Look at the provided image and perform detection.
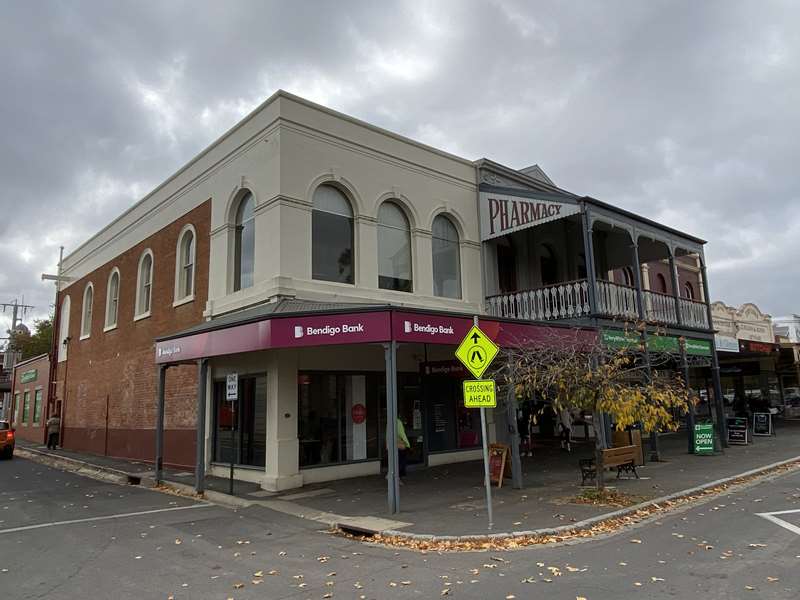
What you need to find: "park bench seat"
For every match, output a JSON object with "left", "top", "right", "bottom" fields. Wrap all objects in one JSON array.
[{"left": 579, "top": 444, "right": 640, "bottom": 485}]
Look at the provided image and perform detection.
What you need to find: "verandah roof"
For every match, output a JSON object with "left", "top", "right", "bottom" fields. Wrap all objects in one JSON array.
[{"left": 154, "top": 298, "right": 597, "bottom": 365}]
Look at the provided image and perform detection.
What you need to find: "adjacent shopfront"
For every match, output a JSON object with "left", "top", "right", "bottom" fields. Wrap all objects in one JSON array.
[{"left": 154, "top": 302, "right": 595, "bottom": 491}]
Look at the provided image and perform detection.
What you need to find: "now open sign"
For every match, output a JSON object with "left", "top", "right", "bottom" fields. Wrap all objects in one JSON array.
[{"left": 694, "top": 423, "right": 714, "bottom": 455}]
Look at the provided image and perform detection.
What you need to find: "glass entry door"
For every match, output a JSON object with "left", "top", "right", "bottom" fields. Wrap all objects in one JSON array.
[{"left": 213, "top": 374, "right": 267, "bottom": 468}]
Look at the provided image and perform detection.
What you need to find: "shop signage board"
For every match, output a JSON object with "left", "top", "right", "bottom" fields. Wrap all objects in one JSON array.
[
  {"left": 601, "top": 329, "right": 642, "bottom": 350},
  {"left": 726, "top": 416, "right": 749, "bottom": 445},
  {"left": 685, "top": 338, "right": 713, "bottom": 356},
  {"left": 693, "top": 423, "right": 715, "bottom": 455},
  {"left": 226, "top": 373, "right": 238, "bottom": 401},
  {"left": 478, "top": 191, "right": 580, "bottom": 241},
  {"left": 715, "top": 335, "right": 739, "bottom": 353},
  {"left": 647, "top": 335, "right": 680, "bottom": 354},
  {"left": 463, "top": 379, "right": 497, "bottom": 408},
  {"left": 753, "top": 412, "right": 773, "bottom": 436},
  {"left": 455, "top": 325, "right": 499, "bottom": 379},
  {"left": 20, "top": 369, "right": 37, "bottom": 384}
]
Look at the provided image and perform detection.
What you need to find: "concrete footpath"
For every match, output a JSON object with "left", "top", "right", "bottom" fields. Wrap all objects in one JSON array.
[{"left": 15, "top": 420, "right": 800, "bottom": 538}]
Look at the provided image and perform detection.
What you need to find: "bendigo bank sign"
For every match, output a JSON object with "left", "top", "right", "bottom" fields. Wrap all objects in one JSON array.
[{"left": 479, "top": 192, "right": 580, "bottom": 241}]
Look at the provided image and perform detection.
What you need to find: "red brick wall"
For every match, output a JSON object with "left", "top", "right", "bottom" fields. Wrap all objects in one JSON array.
[
  {"left": 55, "top": 200, "right": 211, "bottom": 468},
  {"left": 11, "top": 354, "right": 50, "bottom": 445}
]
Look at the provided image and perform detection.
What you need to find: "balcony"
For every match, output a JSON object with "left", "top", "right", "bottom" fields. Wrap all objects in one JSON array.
[{"left": 486, "top": 279, "right": 710, "bottom": 329}]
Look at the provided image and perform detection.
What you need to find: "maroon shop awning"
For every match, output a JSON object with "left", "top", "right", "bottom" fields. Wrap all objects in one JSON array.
[{"left": 154, "top": 303, "right": 596, "bottom": 364}]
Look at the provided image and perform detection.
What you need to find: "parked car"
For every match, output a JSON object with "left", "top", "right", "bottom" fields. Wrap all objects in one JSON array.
[{"left": 0, "top": 420, "right": 14, "bottom": 459}]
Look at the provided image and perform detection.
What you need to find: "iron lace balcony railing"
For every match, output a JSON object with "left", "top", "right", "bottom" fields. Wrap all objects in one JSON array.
[{"left": 486, "top": 279, "right": 710, "bottom": 330}]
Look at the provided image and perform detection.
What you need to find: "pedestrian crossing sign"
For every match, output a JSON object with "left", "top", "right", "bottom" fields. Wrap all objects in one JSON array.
[{"left": 455, "top": 325, "right": 499, "bottom": 379}]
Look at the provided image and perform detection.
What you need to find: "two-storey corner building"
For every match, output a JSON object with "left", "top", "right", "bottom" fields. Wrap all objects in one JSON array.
[
  {"left": 10, "top": 354, "right": 51, "bottom": 444},
  {"left": 53, "top": 90, "right": 724, "bottom": 493}
]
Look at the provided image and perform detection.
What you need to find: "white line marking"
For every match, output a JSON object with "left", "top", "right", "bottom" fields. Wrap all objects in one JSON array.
[
  {"left": 756, "top": 509, "right": 800, "bottom": 536},
  {"left": 0, "top": 503, "right": 212, "bottom": 535}
]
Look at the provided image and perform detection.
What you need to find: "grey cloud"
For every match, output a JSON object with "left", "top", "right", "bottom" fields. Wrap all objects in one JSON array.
[{"left": 0, "top": 0, "right": 797, "bottom": 337}]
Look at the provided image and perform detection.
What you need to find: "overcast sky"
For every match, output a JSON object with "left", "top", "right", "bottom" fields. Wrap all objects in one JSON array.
[{"left": 1, "top": 0, "right": 797, "bottom": 339}]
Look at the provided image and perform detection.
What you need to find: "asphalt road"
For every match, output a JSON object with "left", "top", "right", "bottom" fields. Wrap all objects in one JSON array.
[{"left": 1, "top": 455, "right": 799, "bottom": 599}]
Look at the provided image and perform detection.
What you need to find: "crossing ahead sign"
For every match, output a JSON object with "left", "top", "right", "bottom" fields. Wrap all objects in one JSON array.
[
  {"left": 455, "top": 325, "right": 499, "bottom": 379},
  {"left": 463, "top": 379, "right": 497, "bottom": 408}
]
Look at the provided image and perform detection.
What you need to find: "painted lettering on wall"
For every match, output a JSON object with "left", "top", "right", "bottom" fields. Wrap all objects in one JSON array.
[{"left": 478, "top": 192, "right": 580, "bottom": 241}]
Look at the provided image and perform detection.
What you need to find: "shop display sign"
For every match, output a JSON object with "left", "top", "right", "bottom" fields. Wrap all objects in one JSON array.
[
  {"left": 479, "top": 192, "right": 580, "bottom": 241},
  {"left": 351, "top": 403, "right": 366, "bottom": 425},
  {"left": 488, "top": 443, "right": 512, "bottom": 487},
  {"left": 693, "top": 423, "right": 715, "bottom": 455},
  {"left": 226, "top": 373, "right": 238, "bottom": 401},
  {"left": 463, "top": 379, "right": 497, "bottom": 408},
  {"left": 726, "top": 416, "right": 748, "bottom": 445},
  {"left": 455, "top": 325, "right": 499, "bottom": 379},
  {"left": 752, "top": 412, "right": 773, "bottom": 436}
]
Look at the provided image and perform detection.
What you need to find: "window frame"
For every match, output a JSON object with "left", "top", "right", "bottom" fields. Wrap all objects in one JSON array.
[
  {"left": 57, "top": 295, "right": 70, "bottom": 362},
  {"left": 104, "top": 267, "right": 120, "bottom": 332},
  {"left": 173, "top": 224, "right": 197, "bottom": 306},
  {"left": 377, "top": 200, "right": 414, "bottom": 293},
  {"left": 21, "top": 390, "right": 30, "bottom": 425},
  {"left": 684, "top": 281, "right": 695, "bottom": 300},
  {"left": 431, "top": 214, "right": 462, "bottom": 299},
  {"left": 32, "top": 388, "right": 43, "bottom": 426},
  {"left": 311, "top": 184, "right": 356, "bottom": 285},
  {"left": 80, "top": 282, "right": 94, "bottom": 340},
  {"left": 232, "top": 191, "right": 256, "bottom": 293},
  {"left": 134, "top": 249, "right": 154, "bottom": 321}
]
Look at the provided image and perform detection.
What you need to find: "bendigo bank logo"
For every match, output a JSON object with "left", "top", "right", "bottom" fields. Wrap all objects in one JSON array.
[{"left": 293, "top": 322, "right": 365, "bottom": 339}]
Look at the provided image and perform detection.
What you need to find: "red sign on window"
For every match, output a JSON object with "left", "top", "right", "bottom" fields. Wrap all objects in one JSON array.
[{"left": 351, "top": 403, "right": 367, "bottom": 424}]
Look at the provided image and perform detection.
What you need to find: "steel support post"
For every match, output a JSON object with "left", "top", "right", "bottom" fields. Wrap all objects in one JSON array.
[
  {"left": 195, "top": 359, "right": 208, "bottom": 494},
  {"left": 155, "top": 364, "right": 167, "bottom": 485},
  {"left": 384, "top": 342, "right": 400, "bottom": 514}
]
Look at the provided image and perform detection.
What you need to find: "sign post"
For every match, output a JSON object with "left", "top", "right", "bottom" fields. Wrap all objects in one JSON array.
[
  {"left": 455, "top": 317, "right": 500, "bottom": 530},
  {"left": 226, "top": 373, "right": 238, "bottom": 495}
]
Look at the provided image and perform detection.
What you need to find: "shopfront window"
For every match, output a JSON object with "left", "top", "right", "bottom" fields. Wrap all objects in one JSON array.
[
  {"left": 33, "top": 390, "right": 42, "bottom": 425},
  {"left": 424, "top": 373, "right": 481, "bottom": 452},
  {"left": 212, "top": 374, "right": 267, "bottom": 467},
  {"left": 298, "top": 372, "right": 380, "bottom": 468},
  {"left": 22, "top": 391, "right": 30, "bottom": 424}
]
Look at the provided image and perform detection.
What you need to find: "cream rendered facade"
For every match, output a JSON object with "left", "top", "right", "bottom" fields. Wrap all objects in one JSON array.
[{"left": 59, "top": 91, "right": 488, "bottom": 491}]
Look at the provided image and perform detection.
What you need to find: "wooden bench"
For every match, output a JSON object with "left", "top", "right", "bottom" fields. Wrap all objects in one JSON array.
[{"left": 579, "top": 445, "right": 640, "bottom": 485}]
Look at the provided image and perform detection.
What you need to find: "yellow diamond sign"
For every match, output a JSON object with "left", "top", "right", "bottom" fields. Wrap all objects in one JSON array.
[{"left": 455, "top": 325, "right": 499, "bottom": 379}]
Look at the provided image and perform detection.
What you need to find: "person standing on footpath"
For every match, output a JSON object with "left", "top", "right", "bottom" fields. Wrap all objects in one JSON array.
[
  {"left": 396, "top": 416, "right": 411, "bottom": 482},
  {"left": 46, "top": 413, "right": 61, "bottom": 450}
]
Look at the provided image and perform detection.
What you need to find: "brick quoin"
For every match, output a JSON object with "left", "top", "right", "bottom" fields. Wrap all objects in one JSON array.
[{"left": 54, "top": 200, "right": 211, "bottom": 468}]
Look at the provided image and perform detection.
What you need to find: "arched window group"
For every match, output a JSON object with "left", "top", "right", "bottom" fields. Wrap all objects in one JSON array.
[
  {"left": 233, "top": 192, "right": 255, "bottom": 292},
  {"left": 432, "top": 215, "right": 461, "bottom": 299},
  {"left": 135, "top": 250, "right": 153, "bottom": 317},
  {"left": 80, "top": 283, "right": 94, "bottom": 338},
  {"left": 377, "top": 202, "right": 413, "bottom": 292},
  {"left": 312, "top": 185, "right": 354, "bottom": 284},
  {"left": 176, "top": 226, "right": 196, "bottom": 301}
]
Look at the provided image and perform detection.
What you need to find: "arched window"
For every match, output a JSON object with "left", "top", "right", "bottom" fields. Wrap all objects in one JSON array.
[
  {"left": 684, "top": 282, "right": 695, "bottom": 300},
  {"left": 175, "top": 226, "right": 196, "bottom": 301},
  {"left": 105, "top": 269, "right": 120, "bottom": 329},
  {"left": 656, "top": 273, "right": 668, "bottom": 294},
  {"left": 233, "top": 192, "right": 255, "bottom": 291},
  {"left": 622, "top": 266, "right": 635, "bottom": 287},
  {"left": 312, "top": 185, "right": 354, "bottom": 284},
  {"left": 58, "top": 295, "right": 70, "bottom": 362},
  {"left": 377, "top": 201, "right": 412, "bottom": 292},
  {"left": 80, "top": 283, "right": 93, "bottom": 339},
  {"left": 432, "top": 215, "right": 461, "bottom": 299},
  {"left": 135, "top": 250, "right": 153, "bottom": 318},
  {"left": 540, "top": 244, "right": 559, "bottom": 286}
]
